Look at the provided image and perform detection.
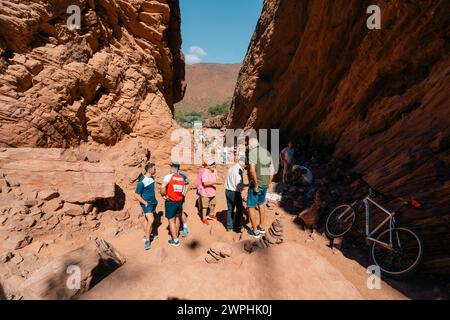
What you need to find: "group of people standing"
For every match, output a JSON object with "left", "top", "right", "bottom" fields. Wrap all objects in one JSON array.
[{"left": 133, "top": 137, "right": 275, "bottom": 251}]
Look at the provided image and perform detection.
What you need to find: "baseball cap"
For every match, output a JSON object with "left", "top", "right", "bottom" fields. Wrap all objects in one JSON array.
[{"left": 171, "top": 162, "right": 181, "bottom": 169}]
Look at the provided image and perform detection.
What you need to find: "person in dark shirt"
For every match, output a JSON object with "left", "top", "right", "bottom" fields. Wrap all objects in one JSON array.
[{"left": 134, "top": 163, "right": 158, "bottom": 250}]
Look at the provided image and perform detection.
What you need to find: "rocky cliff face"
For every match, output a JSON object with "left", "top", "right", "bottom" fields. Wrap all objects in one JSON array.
[
  {"left": 228, "top": 0, "right": 450, "bottom": 273},
  {"left": 0, "top": 0, "right": 185, "bottom": 147}
]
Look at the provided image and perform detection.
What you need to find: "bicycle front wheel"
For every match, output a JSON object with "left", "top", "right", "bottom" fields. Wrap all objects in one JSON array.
[
  {"left": 325, "top": 205, "right": 356, "bottom": 239},
  {"left": 371, "top": 227, "right": 423, "bottom": 279}
]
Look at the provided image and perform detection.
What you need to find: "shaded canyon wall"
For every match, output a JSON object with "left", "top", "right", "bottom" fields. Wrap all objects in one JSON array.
[
  {"left": 228, "top": 0, "right": 450, "bottom": 273},
  {"left": 0, "top": 0, "right": 185, "bottom": 147}
]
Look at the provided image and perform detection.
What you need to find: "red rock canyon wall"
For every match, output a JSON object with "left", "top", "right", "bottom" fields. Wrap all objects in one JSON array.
[
  {"left": 228, "top": 0, "right": 450, "bottom": 273},
  {"left": 0, "top": 0, "right": 185, "bottom": 147}
]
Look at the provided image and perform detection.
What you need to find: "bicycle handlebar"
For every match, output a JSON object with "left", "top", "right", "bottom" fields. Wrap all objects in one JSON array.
[{"left": 358, "top": 178, "right": 392, "bottom": 200}]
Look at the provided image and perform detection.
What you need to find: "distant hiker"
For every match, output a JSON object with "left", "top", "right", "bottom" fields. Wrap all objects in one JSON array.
[
  {"left": 247, "top": 138, "right": 274, "bottom": 239},
  {"left": 178, "top": 170, "right": 190, "bottom": 238},
  {"left": 224, "top": 156, "right": 246, "bottom": 232},
  {"left": 199, "top": 160, "right": 218, "bottom": 225},
  {"left": 160, "top": 162, "right": 188, "bottom": 247},
  {"left": 280, "top": 141, "right": 295, "bottom": 184},
  {"left": 134, "top": 163, "right": 158, "bottom": 250}
]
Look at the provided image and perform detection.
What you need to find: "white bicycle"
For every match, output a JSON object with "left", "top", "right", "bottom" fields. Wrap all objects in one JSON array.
[{"left": 325, "top": 179, "right": 423, "bottom": 279}]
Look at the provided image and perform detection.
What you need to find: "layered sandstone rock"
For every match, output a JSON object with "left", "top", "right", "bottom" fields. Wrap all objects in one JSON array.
[
  {"left": 0, "top": 148, "right": 115, "bottom": 203},
  {"left": 0, "top": 0, "right": 185, "bottom": 147},
  {"left": 228, "top": 0, "right": 450, "bottom": 273}
]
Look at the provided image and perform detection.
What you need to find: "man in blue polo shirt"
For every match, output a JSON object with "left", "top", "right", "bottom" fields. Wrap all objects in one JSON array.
[{"left": 134, "top": 163, "right": 158, "bottom": 250}]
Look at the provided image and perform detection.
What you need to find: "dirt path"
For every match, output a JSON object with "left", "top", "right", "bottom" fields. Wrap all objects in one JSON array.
[{"left": 82, "top": 170, "right": 407, "bottom": 300}]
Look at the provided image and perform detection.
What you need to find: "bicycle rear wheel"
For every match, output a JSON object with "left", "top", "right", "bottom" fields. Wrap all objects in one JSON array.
[
  {"left": 325, "top": 205, "right": 356, "bottom": 238},
  {"left": 371, "top": 227, "right": 423, "bottom": 279}
]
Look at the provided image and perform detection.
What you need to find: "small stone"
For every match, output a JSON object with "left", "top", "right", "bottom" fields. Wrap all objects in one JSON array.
[
  {"left": 332, "top": 237, "right": 344, "bottom": 250},
  {"left": 220, "top": 247, "right": 233, "bottom": 258},
  {"left": 84, "top": 203, "right": 93, "bottom": 214},
  {"left": 37, "top": 189, "right": 59, "bottom": 201},
  {"left": 2, "top": 233, "right": 32, "bottom": 250},
  {"left": 1, "top": 252, "right": 14, "bottom": 263},
  {"left": 23, "top": 216, "right": 37, "bottom": 228},
  {"left": 62, "top": 203, "right": 84, "bottom": 216},
  {"left": 29, "top": 206, "right": 43, "bottom": 217},
  {"left": 23, "top": 199, "right": 38, "bottom": 207},
  {"left": 208, "top": 249, "right": 222, "bottom": 260},
  {"left": 244, "top": 241, "right": 254, "bottom": 253},
  {"left": 41, "top": 198, "right": 63, "bottom": 213},
  {"left": 205, "top": 254, "right": 219, "bottom": 264},
  {"left": 11, "top": 188, "right": 24, "bottom": 198}
]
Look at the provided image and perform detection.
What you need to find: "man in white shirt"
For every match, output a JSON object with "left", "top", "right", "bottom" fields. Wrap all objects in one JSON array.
[
  {"left": 280, "top": 141, "right": 295, "bottom": 184},
  {"left": 224, "top": 156, "right": 246, "bottom": 232}
]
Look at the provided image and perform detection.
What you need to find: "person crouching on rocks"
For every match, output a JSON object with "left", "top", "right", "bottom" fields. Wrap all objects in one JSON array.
[
  {"left": 160, "top": 162, "right": 187, "bottom": 247},
  {"left": 134, "top": 163, "right": 158, "bottom": 251}
]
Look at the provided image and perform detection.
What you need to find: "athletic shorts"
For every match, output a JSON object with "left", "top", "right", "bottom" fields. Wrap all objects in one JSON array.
[
  {"left": 165, "top": 200, "right": 183, "bottom": 219},
  {"left": 200, "top": 196, "right": 216, "bottom": 209},
  {"left": 247, "top": 187, "right": 268, "bottom": 208},
  {"left": 141, "top": 202, "right": 158, "bottom": 214}
]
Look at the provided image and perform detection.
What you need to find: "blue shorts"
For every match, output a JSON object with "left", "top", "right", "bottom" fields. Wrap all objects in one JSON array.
[
  {"left": 165, "top": 200, "right": 183, "bottom": 219},
  {"left": 247, "top": 187, "right": 268, "bottom": 208},
  {"left": 141, "top": 202, "right": 158, "bottom": 214}
]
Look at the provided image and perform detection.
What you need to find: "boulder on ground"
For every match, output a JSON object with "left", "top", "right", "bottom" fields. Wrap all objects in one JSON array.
[{"left": 17, "top": 238, "right": 125, "bottom": 300}]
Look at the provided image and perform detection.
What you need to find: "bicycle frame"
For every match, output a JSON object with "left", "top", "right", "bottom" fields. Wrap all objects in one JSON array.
[{"left": 363, "top": 196, "right": 395, "bottom": 250}]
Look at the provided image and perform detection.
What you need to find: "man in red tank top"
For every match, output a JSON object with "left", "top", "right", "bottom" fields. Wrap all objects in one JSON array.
[{"left": 160, "top": 162, "right": 187, "bottom": 247}]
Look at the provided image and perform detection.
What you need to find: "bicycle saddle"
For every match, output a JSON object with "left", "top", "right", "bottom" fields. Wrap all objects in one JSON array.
[{"left": 399, "top": 198, "right": 422, "bottom": 208}]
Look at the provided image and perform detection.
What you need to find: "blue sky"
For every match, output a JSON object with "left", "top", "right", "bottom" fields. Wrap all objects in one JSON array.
[{"left": 180, "top": 0, "right": 263, "bottom": 64}]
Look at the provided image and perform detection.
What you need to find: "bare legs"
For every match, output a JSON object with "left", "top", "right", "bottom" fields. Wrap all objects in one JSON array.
[
  {"left": 168, "top": 217, "right": 178, "bottom": 241},
  {"left": 144, "top": 214, "right": 153, "bottom": 239},
  {"left": 247, "top": 204, "right": 266, "bottom": 232}
]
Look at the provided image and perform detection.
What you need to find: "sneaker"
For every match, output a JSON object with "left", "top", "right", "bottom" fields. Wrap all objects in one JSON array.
[
  {"left": 183, "top": 226, "right": 188, "bottom": 238},
  {"left": 144, "top": 240, "right": 151, "bottom": 250},
  {"left": 151, "top": 235, "right": 158, "bottom": 242},
  {"left": 203, "top": 219, "right": 210, "bottom": 225},
  {"left": 168, "top": 239, "right": 180, "bottom": 247},
  {"left": 247, "top": 229, "right": 261, "bottom": 239},
  {"left": 234, "top": 227, "right": 243, "bottom": 234},
  {"left": 257, "top": 226, "right": 266, "bottom": 234},
  {"left": 207, "top": 215, "right": 218, "bottom": 221}
]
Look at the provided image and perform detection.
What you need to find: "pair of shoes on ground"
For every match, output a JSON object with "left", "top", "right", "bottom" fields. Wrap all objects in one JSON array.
[
  {"left": 145, "top": 236, "right": 180, "bottom": 249},
  {"left": 168, "top": 239, "right": 181, "bottom": 247},
  {"left": 247, "top": 226, "right": 266, "bottom": 239},
  {"left": 227, "top": 227, "right": 243, "bottom": 233},
  {"left": 203, "top": 215, "right": 217, "bottom": 225}
]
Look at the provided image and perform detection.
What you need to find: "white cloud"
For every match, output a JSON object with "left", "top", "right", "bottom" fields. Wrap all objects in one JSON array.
[
  {"left": 189, "top": 46, "right": 208, "bottom": 57},
  {"left": 185, "top": 46, "right": 208, "bottom": 65},
  {"left": 185, "top": 54, "right": 202, "bottom": 65}
]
